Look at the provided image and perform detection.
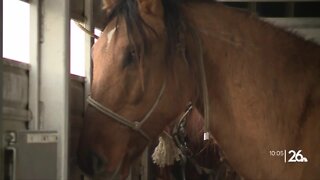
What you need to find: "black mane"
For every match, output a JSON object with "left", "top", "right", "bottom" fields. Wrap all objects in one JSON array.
[{"left": 103, "top": 0, "right": 185, "bottom": 58}]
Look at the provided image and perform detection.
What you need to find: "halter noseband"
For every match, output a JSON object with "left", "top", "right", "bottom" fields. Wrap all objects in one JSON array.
[{"left": 87, "top": 81, "right": 166, "bottom": 142}]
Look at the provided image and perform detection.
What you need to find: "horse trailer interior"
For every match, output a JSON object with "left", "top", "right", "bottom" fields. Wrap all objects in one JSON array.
[{"left": 1, "top": 0, "right": 319, "bottom": 179}]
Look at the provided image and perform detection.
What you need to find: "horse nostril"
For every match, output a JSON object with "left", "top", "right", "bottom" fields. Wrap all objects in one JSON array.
[
  {"left": 91, "top": 151, "right": 106, "bottom": 174},
  {"left": 78, "top": 150, "right": 106, "bottom": 176}
]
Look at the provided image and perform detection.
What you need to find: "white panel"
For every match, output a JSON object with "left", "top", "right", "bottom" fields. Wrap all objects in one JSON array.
[{"left": 39, "top": 0, "right": 70, "bottom": 179}]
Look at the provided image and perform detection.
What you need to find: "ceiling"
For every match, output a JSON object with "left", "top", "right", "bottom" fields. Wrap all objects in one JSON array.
[
  {"left": 70, "top": 0, "right": 320, "bottom": 30},
  {"left": 70, "top": 0, "right": 106, "bottom": 29}
]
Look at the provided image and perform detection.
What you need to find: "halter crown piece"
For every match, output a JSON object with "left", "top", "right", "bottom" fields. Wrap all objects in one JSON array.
[
  {"left": 194, "top": 29, "right": 211, "bottom": 141},
  {"left": 152, "top": 28, "right": 211, "bottom": 167},
  {"left": 184, "top": 27, "right": 211, "bottom": 141}
]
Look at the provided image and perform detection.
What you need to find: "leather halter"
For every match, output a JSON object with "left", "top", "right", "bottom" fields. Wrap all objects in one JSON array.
[{"left": 87, "top": 81, "right": 166, "bottom": 142}]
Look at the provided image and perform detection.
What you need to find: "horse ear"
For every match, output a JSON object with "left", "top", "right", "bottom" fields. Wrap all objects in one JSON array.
[
  {"left": 137, "top": 0, "right": 163, "bottom": 17},
  {"left": 102, "top": 0, "right": 117, "bottom": 12}
]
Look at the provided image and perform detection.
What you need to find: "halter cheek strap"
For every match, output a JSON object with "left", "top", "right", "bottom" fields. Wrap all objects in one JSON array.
[{"left": 87, "top": 80, "right": 166, "bottom": 142}]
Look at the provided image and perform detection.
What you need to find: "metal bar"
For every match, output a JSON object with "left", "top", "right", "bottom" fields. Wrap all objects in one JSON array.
[
  {"left": 248, "top": 2, "right": 257, "bottom": 13},
  {"left": 4, "top": 147, "right": 16, "bottom": 180},
  {"left": 29, "top": 0, "right": 41, "bottom": 130},
  {"left": 285, "top": 2, "right": 295, "bottom": 17},
  {"left": 39, "top": 0, "right": 70, "bottom": 179},
  {"left": 84, "top": 0, "right": 94, "bottom": 103},
  {"left": 81, "top": 1, "right": 94, "bottom": 179},
  {"left": 0, "top": 0, "right": 4, "bottom": 179},
  {"left": 140, "top": 148, "right": 150, "bottom": 180}
]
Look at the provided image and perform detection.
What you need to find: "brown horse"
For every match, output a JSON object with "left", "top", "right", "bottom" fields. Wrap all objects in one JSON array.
[{"left": 78, "top": 0, "right": 320, "bottom": 179}]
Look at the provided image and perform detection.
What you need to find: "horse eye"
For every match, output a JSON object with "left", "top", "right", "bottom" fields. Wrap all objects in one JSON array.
[{"left": 123, "top": 50, "right": 137, "bottom": 68}]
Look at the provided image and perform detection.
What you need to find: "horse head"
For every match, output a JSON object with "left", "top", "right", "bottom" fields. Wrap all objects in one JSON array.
[{"left": 77, "top": 0, "right": 199, "bottom": 178}]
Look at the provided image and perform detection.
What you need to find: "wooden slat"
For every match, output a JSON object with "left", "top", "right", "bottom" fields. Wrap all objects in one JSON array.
[
  {"left": 2, "top": 107, "right": 31, "bottom": 122},
  {"left": 3, "top": 59, "right": 29, "bottom": 111}
]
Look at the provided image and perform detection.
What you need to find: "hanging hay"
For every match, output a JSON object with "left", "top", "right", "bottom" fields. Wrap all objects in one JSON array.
[{"left": 152, "top": 132, "right": 182, "bottom": 167}]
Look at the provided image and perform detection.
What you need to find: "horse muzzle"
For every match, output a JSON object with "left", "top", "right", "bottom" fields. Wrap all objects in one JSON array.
[
  {"left": 78, "top": 150, "right": 107, "bottom": 177},
  {"left": 78, "top": 150, "right": 124, "bottom": 180}
]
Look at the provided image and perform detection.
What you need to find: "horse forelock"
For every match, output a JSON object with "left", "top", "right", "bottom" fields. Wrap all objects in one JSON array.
[
  {"left": 102, "top": 0, "right": 187, "bottom": 62},
  {"left": 100, "top": 0, "right": 194, "bottom": 94}
]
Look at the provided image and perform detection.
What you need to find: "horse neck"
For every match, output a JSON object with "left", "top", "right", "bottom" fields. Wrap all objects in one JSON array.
[{"left": 183, "top": 2, "right": 320, "bottom": 179}]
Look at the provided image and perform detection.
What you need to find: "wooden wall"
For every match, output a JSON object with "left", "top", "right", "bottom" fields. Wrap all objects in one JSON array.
[{"left": 2, "top": 59, "right": 86, "bottom": 179}]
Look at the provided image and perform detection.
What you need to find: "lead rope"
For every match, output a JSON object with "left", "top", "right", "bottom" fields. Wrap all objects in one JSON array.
[{"left": 74, "top": 20, "right": 99, "bottom": 39}]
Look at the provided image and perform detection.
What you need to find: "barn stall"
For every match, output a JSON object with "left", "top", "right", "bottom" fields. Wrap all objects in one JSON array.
[{"left": 0, "top": 0, "right": 319, "bottom": 179}]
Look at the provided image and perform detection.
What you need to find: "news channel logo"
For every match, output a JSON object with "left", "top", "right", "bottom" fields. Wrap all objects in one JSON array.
[{"left": 269, "top": 150, "right": 308, "bottom": 163}]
